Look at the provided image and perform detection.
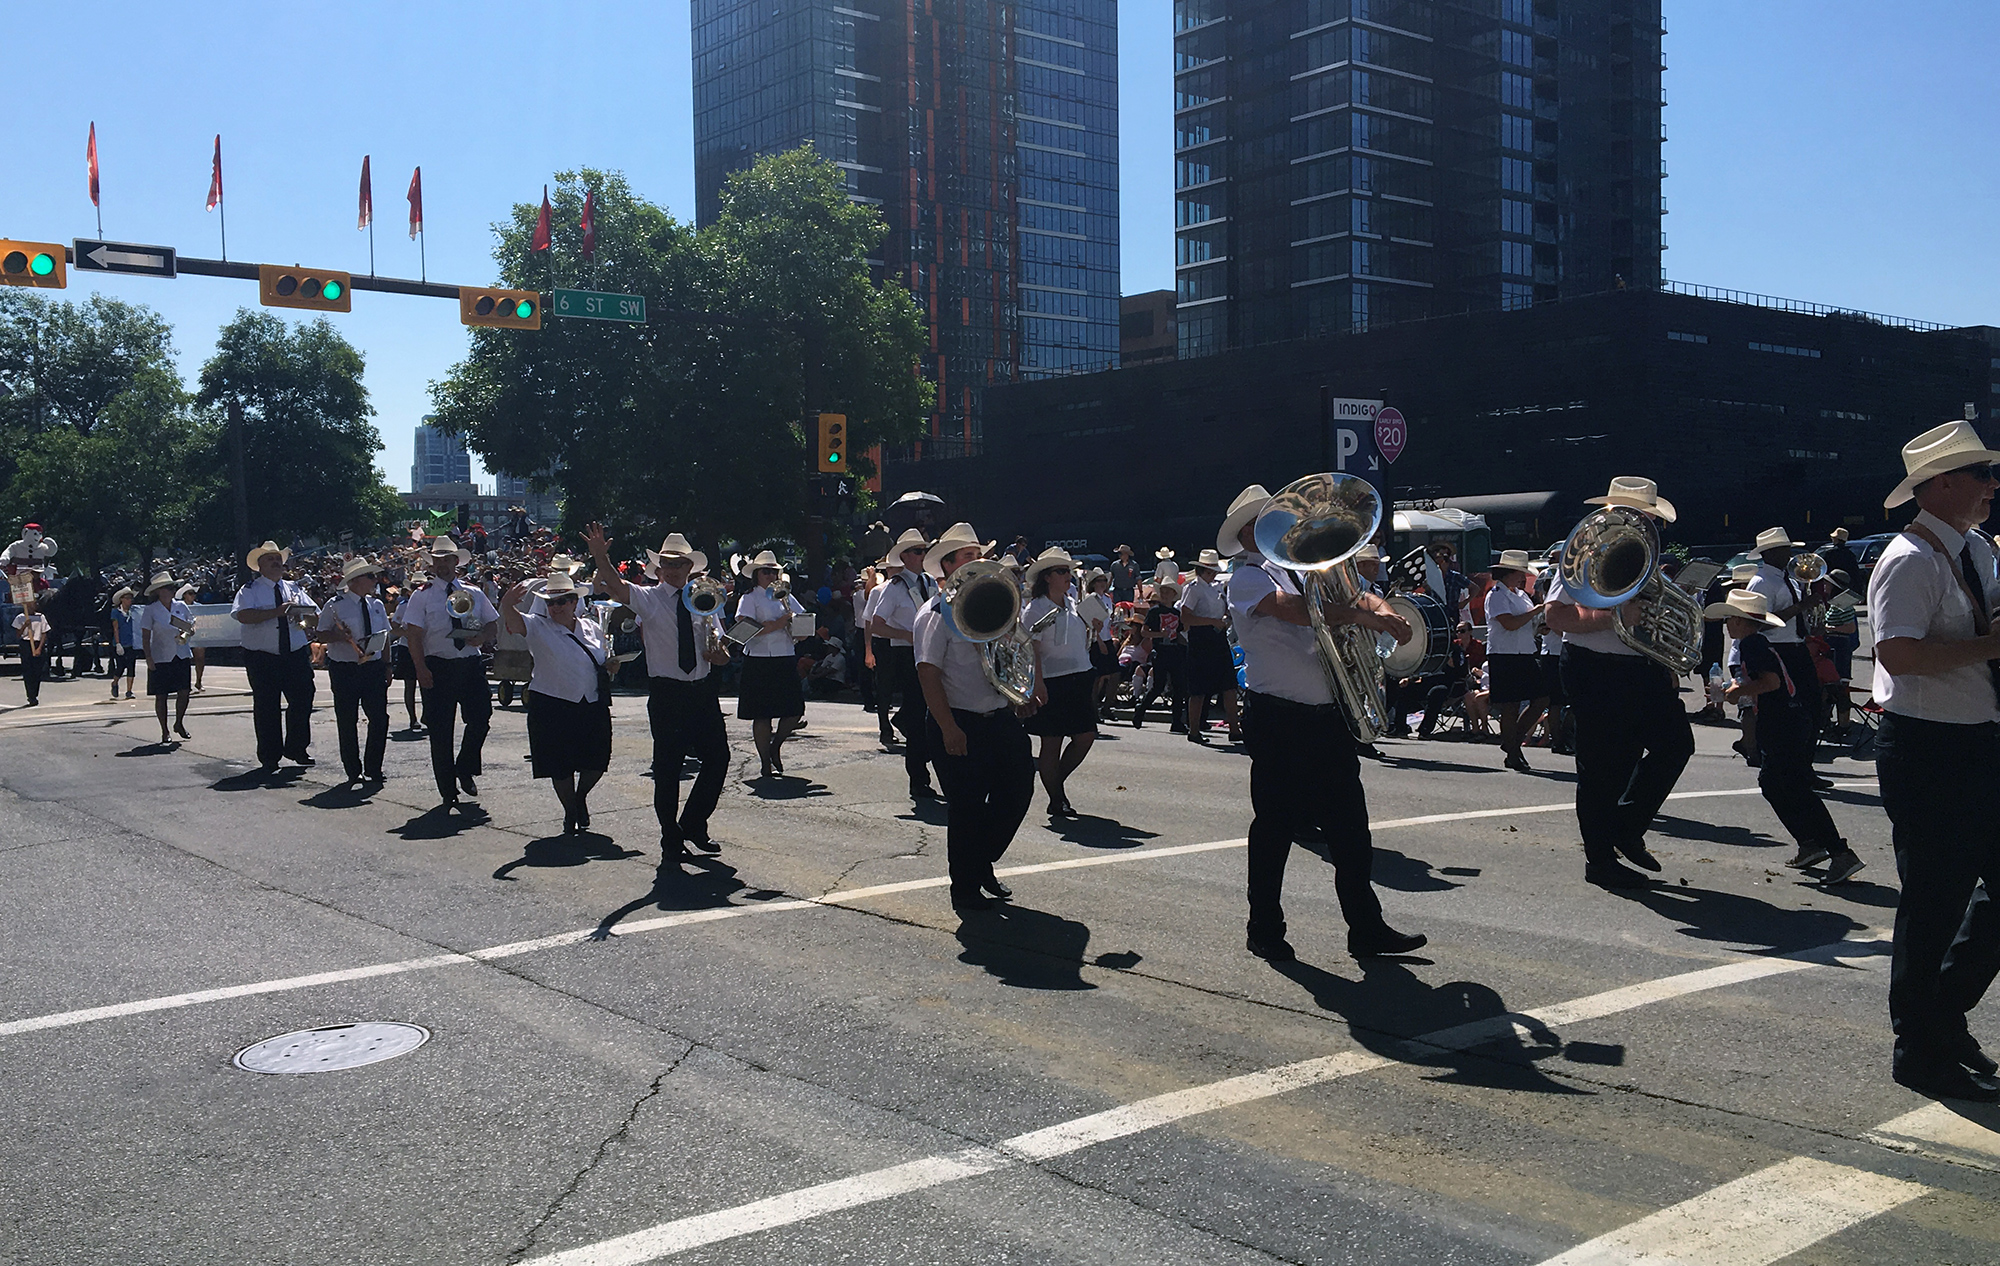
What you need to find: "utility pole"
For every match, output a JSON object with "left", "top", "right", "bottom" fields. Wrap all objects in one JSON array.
[
  {"left": 228, "top": 396, "right": 251, "bottom": 583},
  {"left": 802, "top": 321, "right": 827, "bottom": 587}
]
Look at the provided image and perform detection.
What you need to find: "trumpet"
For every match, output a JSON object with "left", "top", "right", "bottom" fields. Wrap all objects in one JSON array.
[
  {"left": 684, "top": 574, "right": 729, "bottom": 617},
  {"left": 1557, "top": 506, "right": 1705, "bottom": 674}
]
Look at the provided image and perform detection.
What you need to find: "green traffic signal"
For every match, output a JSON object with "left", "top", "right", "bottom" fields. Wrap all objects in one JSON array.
[
  {"left": 514, "top": 300, "right": 534, "bottom": 319},
  {"left": 322, "top": 279, "right": 344, "bottom": 301},
  {"left": 29, "top": 252, "right": 54, "bottom": 277},
  {"left": 827, "top": 451, "right": 841, "bottom": 463}
]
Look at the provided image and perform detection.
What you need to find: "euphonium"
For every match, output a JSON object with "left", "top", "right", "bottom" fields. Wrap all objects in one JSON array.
[
  {"left": 446, "top": 585, "right": 485, "bottom": 642},
  {"left": 448, "top": 588, "right": 477, "bottom": 617},
  {"left": 1556, "top": 506, "right": 1705, "bottom": 675},
  {"left": 1253, "top": 472, "right": 1394, "bottom": 742},
  {"left": 684, "top": 575, "right": 728, "bottom": 617},
  {"left": 1789, "top": 551, "right": 1828, "bottom": 586},
  {"left": 940, "top": 557, "right": 1037, "bottom": 706}
]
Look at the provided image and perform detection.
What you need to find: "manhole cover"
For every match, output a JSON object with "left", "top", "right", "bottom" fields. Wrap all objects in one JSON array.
[{"left": 233, "top": 1022, "right": 430, "bottom": 1075}]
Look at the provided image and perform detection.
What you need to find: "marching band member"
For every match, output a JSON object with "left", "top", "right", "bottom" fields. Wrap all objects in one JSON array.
[
  {"left": 1706, "top": 588, "right": 1861, "bottom": 883},
  {"left": 1022, "top": 548, "right": 1098, "bottom": 818},
  {"left": 178, "top": 584, "right": 207, "bottom": 692},
  {"left": 585, "top": 524, "right": 732, "bottom": 860},
  {"left": 232, "top": 540, "right": 319, "bottom": 773},
  {"left": 1179, "top": 548, "right": 1240, "bottom": 743},
  {"left": 1868, "top": 421, "right": 2000, "bottom": 1102},
  {"left": 868, "top": 530, "right": 940, "bottom": 800},
  {"left": 385, "top": 581, "right": 423, "bottom": 732},
  {"left": 1132, "top": 577, "right": 1187, "bottom": 731},
  {"left": 1218, "top": 485, "right": 1425, "bottom": 962},
  {"left": 1083, "top": 570, "right": 1121, "bottom": 721},
  {"left": 400, "top": 537, "right": 499, "bottom": 811},
  {"left": 1545, "top": 478, "right": 1694, "bottom": 889},
  {"left": 110, "top": 587, "right": 140, "bottom": 700},
  {"left": 137, "top": 572, "right": 194, "bottom": 744},
  {"left": 316, "top": 557, "right": 392, "bottom": 788},
  {"left": 859, "top": 556, "right": 896, "bottom": 746},
  {"left": 12, "top": 593, "right": 49, "bottom": 707},
  {"left": 735, "top": 550, "right": 808, "bottom": 779},
  {"left": 502, "top": 569, "right": 612, "bottom": 836},
  {"left": 914, "top": 522, "right": 1035, "bottom": 912},
  {"left": 1745, "top": 525, "right": 1827, "bottom": 743},
  {"left": 1483, "top": 550, "right": 1549, "bottom": 772}
]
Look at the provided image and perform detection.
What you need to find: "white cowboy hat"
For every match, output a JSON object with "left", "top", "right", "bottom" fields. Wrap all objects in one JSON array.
[
  {"left": 341, "top": 557, "right": 382, "bottom": 585},
  {"left": 245, "top": 540, "right": 289, "bottom": 569},
  {"left": 541, "top": 571, "right": 581, "bottom": 597},
  {"left": 548, "top": 552, "right": 589, "bottom": 576},
  {"left": 1829, "top": 527, "right": 1850, "bottom": 543},
  {"left": 1154, "top": 545, "right": 1175, "bottom": 561},
  {"left": 1584, "top": 476, "right": 1676, "bottom": 523},
  {"left": 923, "top": 522, "right": 995, "bottom": 579},
  {"left": 1153, "top": 576, "right": 1183, "bottom": 598},
  {"left": 1729, "top": 562, "right": 1760, "bottom": 584},
  {"left": 176, "top": 584, "right": 197, "bottom": 601},
  {"left": 1752, "top": 526, "right": 1803, "bottom": 555},
  {"left": 112, "top": 587, "right": 136, "bottom": 603},
  {"left": 426, "top": 537, "right": 472, "bottom": 568},
  {"left": 892, "top": 528, "right": 930, "bottom": 556},
  {"left": 1024, "top": 546, "right": 1077, "bottom": 586},
  {"left": 645, "top": 533, "right": 708, "bottom": 574},
  {"left": 1492, "top": 548, "right": 1542, "bottom": 575},
  {"left": 1885, "top": 421, "right": 2000, "bottom": 509},
  {"left": 1703, "top": 588, "right": 1784, "bottom": 626},
  {"left": 145, "top": 572, "right": 180, "bottom": 596},
  {"left": 1191, "top": 549, "right": 1228, "bottom": 571},
  {"left": 1353, "top": 543, "right": 1383, "bottom": 564},
  {"left": 737, "top": 549, "right": 782, "bottom": 577},
  {"left": 1217, "top": 484, "right": 1272, "bottom": 557}
]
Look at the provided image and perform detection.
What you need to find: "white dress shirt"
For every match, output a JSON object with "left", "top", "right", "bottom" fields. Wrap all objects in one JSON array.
[
  {"left": 399, "top": 578, "right": 500, "bottom": 660},
  {"left": 1178, "top": 576, "right": 1229, "bottom": 623},
  {"left": 1483, "top": 582, "right": 1539, "bottom": 656},
  {"left": 1025, "top": 595, "right": 1092, "bottom": 678},
  {"left": 523, "top": 613, "right": 608, "bottom": 703},
  {"left": 871, "top": 569, "right": 934, "bottom": 644},
  {"left": 231, "top": 576, "right": 320, "bottom": 655},
  {"left": 738, "top": 586, "right": 805, "bottom": 657},
  {"left": 1746, "top": 562, "right": 1805, "bottom": 645},
  {"left": 317, "top": 592, "right": 390, "bottom": 664},
  {"left": 1545, "top": 567, "right": 1638, "bottom": 656},
  {"left": 138, "top": 600, "right": 193, "bottom": 665},
  {"left": 1869, "top": 509, "right": 2000, "bottom": 726},
  {"left": 914, "top": 593, "right": 1010, "bottom": 713},
  {"left": 628, "top": 581, "right": 719, "bottom": 682},
  {"left": 1226, "top": 552, "right": 1334, "bottom": 706}
]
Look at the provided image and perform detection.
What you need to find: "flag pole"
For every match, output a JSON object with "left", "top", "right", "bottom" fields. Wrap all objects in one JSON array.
[
  {"left": 370, "top": 219, "right": 376, "bottom": 277},
  {"left": 220, "top": 197, "right": 228, "bottom": 263},
  {"left": 419, "top": 226, "right": 426, "bottom": 284}
]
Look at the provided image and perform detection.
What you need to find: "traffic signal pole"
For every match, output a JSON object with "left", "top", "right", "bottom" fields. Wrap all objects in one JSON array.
[{"left": 171, "top": 253, "right": 460, "bottom": 299}]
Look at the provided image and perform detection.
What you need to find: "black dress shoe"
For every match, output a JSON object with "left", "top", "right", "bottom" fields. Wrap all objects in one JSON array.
[
  {"left": 1615, "top": 839, "right": 1663, "bottom": 872},
  {"left": 980, "top": 875, "right": 1013, "bottom": 900},
  {"left": 660, "top": 837, "right": 692, "bottom": 860},
  {"left": 1246, "top": 933, "right": 1296, "bottom": 962},
  {"left": 1586, "top": 860, "right": 1652, "bottom": 889},
  {"left": 683, "top": 829, "right": 721, "bottom": 855},
  {"left": 911, "top": 782, "right": 939, "bottom": 801},
  {"left": 1894, "top": 1062, "right": 2000, "bottom": 1103},
  {"left": 951, "top": 890, "right": 995, "bottom": 912},
  {"left": 1952, "top": 1032, "right": 2000, "bottom": 1077},
  {"left": 258, "top": 761, "right": 281, "bottom": 774},
  {"left": 575, "top": 802, "right": 591, "bottom": 831},
  {"left": 563, "top": 809, "right": 578, "bottom": 836},
  {"left": 1349, "top": 926, "right": 1428, "bottom": 957},
  {"left": 290, "top": 754, "right": 316, "bottom": 768},
  {"left": 458, "top": 774, "right": 479, "bottom": 797}
]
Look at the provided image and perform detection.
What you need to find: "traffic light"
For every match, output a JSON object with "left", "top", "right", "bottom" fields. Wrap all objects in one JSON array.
[
  {"left": 460, "top": 287, "right": 542, "bottom": 330},
  {"left": 258, "top": 264, "right": 352, "bottom": 313},
  {"left": 816, "top": 412, "right": 847, "bottom": 473},
  {"left": 0, "top": 241, "right": 66, "bottom": 289}
]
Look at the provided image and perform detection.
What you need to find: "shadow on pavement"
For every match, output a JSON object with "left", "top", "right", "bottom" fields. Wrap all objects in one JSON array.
[
  {"left": 955, "top": 904, "right": 1096, "bottom": 990},
  {"left": 391, "top": 803, "right": 489, "bottom": 840},
  {"left": 115, "top": 742, "right": 180, "bottom": 758},
  {"left": 1044, "top": 813, "right": 1160, "bottom": 850},
  {"left": 592, "top": 856, "right": 749, "bottom": 937},
  {"left": 1362, "top": 847, "right": 1465, "bottom": 893},
  {"left": 1651, "top": 813, "right": 1784, "bottom": 851},
  {"left": 210, "top": 767, "right": 304, "bottom": 793},
  {"left": 1612, "top": 882, "right": 1863, "bottom": 954},
  {"left": 745, "top": 773, "right": 832, "bottom": 801},
  {"left": 494, "top": 832, "right": 643, "bottom": 881},
  {"left": 1377, "top": 754, "right": 1506, "bottom": 776},
  {"left": 300, "top": 784, "right": 375, "bottom": 810},
  {"left": 1800, "top": 877, "right": 1900, "bottom": 909}
]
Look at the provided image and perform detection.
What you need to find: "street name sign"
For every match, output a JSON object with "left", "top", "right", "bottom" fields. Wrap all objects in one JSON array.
[
  {"left": 551, "top": 288, "right": 646, "bottom": 323},
  {"left": 73, "top": 238, "right": 177, "bottom": 279}
]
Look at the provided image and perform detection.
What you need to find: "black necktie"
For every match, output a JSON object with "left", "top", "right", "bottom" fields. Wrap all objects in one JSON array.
[
  {"left": 677, "top": 586, "right": 698, "bottom": 673},
  {"left": 1959, "top": 544, "right": 2000, "bottom": 708},
  {"left": 276, "top": 581, "right": 292, "bottom": 654}
]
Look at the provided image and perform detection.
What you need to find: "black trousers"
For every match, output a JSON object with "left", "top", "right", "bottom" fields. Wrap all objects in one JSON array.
[
  {"left": 1560, "top": 645, "right": 1694, "bottom": 864},
  {"left": 20, "top": 645, "right": 46, "bottom": 703},
  {"left": 244, "top": 649, "right": 315, "bottom": 766},
  {"left": 1138, "top": 643, "right": 1188, "bottom": 721},
  {"left": 648, "top": 676, "right": 729, "bottom": 842},
  {"left": 1755, "top": 701, "right": 1839, "bottom": 850},
  {"left": 421, "top": 655, "right": 491, "bottom": 801},
  {"left": 927, "top": 707, "right": 1033, "bottom": 900},
  {"left": 885, "top": 644, "right": 933, "bottom": 786},
  {"left": 326, "top": 659, "right": 390, "bottom": 780},
  {"left": 1877, "top": 713, "right": 2000, "bottom": 1073},
  {"left": 1244, "top": 691, "right": 1385, "bottom": 940}
]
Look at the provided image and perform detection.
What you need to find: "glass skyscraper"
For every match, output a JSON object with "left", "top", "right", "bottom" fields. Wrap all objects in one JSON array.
[
  {"left": 1174, "top": 0, "right": 1663, "bottom": 357},
  {"left": 410, "top": 421, "right": 470, "bottom": 493},
  {"left": 692, "top": 1, "right": 1120, "bottom": 448}
]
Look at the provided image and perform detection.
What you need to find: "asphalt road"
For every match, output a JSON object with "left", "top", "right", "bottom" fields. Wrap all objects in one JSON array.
[{"left": 1, "top": 665, "right": 1996, "bottom": 1266}]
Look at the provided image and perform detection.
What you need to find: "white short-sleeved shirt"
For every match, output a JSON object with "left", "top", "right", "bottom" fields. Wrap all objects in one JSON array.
[
  {"left": 1225, "top": 552, "right": 1333, "bottom": 706},
  {"left": 1178, "top": 577, "right": 1228, "bottom": 623},
  {"left": 231, "top": 576, "right": 320, "bottom": 655},
  {"left": 871, "top": 570, "right": 935, "bottom": 643},
  {"left": 1483, "top": 582, "right": 1540, "bottom": 656},
  {"left": 1081, "top": 590, "right": 1117, "bottom": 643},
  {"left": 138, "top": 600, "right": 193, "bottom": 665},
  {"left": 860, "top": 581, "right": 886, "bottom": 630},
  {"left": 1024, "top": 594, "right": 1093, "bottom": 678},
  {"left": 523, "top": 613, "right": 607, "bottom": 703},
  {"left": 738, "top": 586, "right": 805, "bottom": 657},
  {"left": 1746, "top": 562, "right": 1805, "bottom": 645},
  {"left": 12, "top": 611, "right": 48, "bottom": 643},
  {"left": 399, "top": 577, "right": 500, "bottom": 660},
  {"left": 914, "top": 593, "right": 1010, "bottom": 713},
  {"left": 1545, "top": 567, "right": 1638, "bottom": 657},
  {"left": 627, "top": 581, "right": 719, "bottom": 682},
  {"left": 1869, "top": 509, "right": 2000, "bottom": 725},
  {"left": 318, "top": 592, "right": 389, "bottom": 664}
]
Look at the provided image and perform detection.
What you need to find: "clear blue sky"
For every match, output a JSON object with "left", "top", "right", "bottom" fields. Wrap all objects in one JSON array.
[{"left": 6, "top": 1, "right": 1994, "bottom": 490}]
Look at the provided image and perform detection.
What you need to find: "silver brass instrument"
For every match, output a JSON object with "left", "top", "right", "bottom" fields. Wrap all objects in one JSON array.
[
  {"left": 940, "top": 557, "right": 1036, "bottom": 706},
  {"left": 1253, "top": 472, "right": 1394, "bottom": 742},
  {"left": 684, "top": 575, "right": 729, "bottom": 617},
  {"left": 771, "top": 574, "right": 792, "bottom": 601},
  {"left": 1788, "top": 550, "right": 1829, "bottom": 634},
  {"left": 446, "top": 585, "right": 486, "bottom": 643},
  {"left": 1556, "top": 506, "right": 1704, "bottom": 674}
]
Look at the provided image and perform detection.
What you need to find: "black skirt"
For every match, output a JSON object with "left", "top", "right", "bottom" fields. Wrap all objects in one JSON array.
[
  {"left": 1539, "top": 654, "right": 1566, "bottom": 706},
  {"left": 1088, "top": 642, "right": 1119, "bottom": 678},
  {"left": 526, "top": 689, "right": 612, "bottom": 777},
  {"left": 736, "top": 653, "right": 805, "bottom": 720},
  {"left": 1025, "top": 669, "right": 1099, "bottom": 737},
  {"left": 147, "top": 658, "right": 192, "bottom": 697},
  {"left": 1184, "top": 625, "right": 1237, "bottom": 695},
  {"left": 1487, "top": 653, "right": 1547, "bottom": 705},
  {"left": 391, "top": 643, "right": 416, "bottom": 681}
]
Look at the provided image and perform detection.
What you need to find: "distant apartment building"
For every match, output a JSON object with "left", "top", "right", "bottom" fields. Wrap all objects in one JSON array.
[
  {"left": 410, "top": 421, "right": 470, "bottom": 493},
  {"left": 1120, "top": 291, "right": 1178, "bottom": 367}
]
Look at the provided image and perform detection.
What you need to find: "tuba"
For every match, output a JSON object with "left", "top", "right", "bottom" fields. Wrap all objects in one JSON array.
[
  {"left": 684, "top": 575, "right": 729, "bottom": 617},
  {"left": 940, "top": 558, "right": 1039, "bottom": 707},
  {"left": 1253, "top": 472, "right": 1395, "bottom": 742},
  {"left": 1556, "top": 506, "right": 1705, "bottom": 674}
]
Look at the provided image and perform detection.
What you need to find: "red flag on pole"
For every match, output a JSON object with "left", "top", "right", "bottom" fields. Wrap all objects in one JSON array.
[
  {"left": 531, "top": 186, "right": 552, "bottom": 252},
  {"left": 579, "top": 189, "right": 596, "bottom": 261},
  {"left": 87, "top": 123, "right": 101, "bottom": 207},
  {"left": 407, "top": 166, "right": 423, "bottom": 238},
  {"left": 205, "top": 135, "right": 223, "bottom": 211},
  {"left": 358, "top": 156, "right": 373, "bottom": 230}
]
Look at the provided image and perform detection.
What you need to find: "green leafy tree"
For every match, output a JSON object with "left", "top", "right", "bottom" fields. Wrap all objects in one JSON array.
[
  {"left": 429, "top": 153, "right": 932, "bottom": 547},
  {"left": 194, "top": 311, "right": 407, "bottom": 548}
]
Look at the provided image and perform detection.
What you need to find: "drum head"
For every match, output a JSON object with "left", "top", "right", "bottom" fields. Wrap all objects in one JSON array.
[{"left": 1382, "top": 593, "right": 1452, "bottom": 679}]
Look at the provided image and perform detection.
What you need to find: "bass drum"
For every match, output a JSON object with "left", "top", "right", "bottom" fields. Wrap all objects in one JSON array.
[{"left": 1381, "top": 592, "right": 1451, "bottom": 679}]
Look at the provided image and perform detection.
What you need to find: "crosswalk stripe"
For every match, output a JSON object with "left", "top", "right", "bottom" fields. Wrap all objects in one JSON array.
[{"left": 1865, "top": 1102, "right": 2000, "bottom": 1174}]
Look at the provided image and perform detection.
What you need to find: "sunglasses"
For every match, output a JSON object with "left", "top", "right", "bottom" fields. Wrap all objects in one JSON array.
[
  {"left": 1950, "top": 462, "right": 1998, "bottom": 481},
  {"left": 548, "top": 593, "right": 579, "bottom": 606}
]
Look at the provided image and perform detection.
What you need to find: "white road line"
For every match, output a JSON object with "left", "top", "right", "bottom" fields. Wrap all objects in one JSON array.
[
  {"left": 1536, "top": 1156, "right": 1928, "bottom": 1265},
  {"left": 1865, "top": 1102, "right": 2000, "bottom": 1174},
  {"left": 0, "top": 782, "right": 1875, "bottom": 1040},
  {"left": 521, "top": 933, "right": 1891, "bottom": 1266}
]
